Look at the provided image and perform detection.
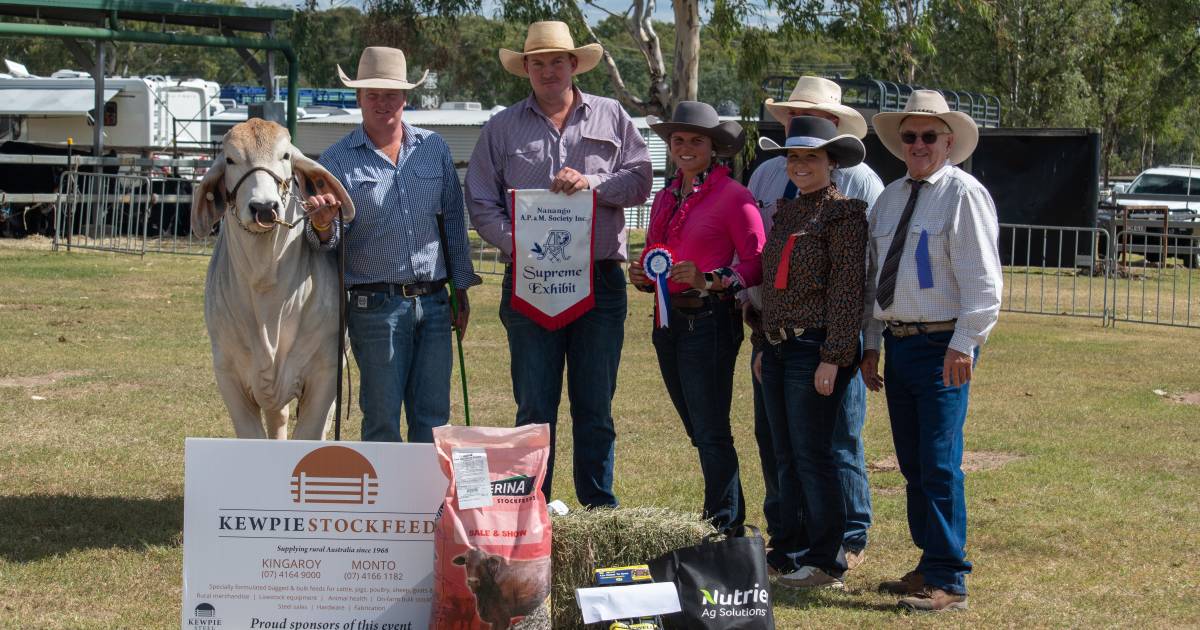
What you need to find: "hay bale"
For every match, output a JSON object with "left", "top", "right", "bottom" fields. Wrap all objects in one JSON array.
[{"left": 550, "top": 507, "right": 715, "bottom": 629}]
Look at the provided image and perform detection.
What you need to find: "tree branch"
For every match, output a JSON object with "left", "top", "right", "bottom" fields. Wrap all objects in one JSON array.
[{"left": 569, "top": 0, "right": 649, "bottom": 113}]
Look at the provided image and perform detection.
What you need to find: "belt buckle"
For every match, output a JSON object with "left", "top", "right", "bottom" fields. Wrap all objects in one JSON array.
[
  {"left": 888, "top": 321, "right": 908, "bottom": 338},
  {"left": 401, "top": 283, "right": 420, "bottom": 298},
  {"left": 766, "top": 328, "right": 785, "bottom": 346}
]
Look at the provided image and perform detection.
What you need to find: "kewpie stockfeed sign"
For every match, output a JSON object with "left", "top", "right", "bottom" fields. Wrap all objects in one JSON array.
[{"left": 182, "top": 439, "right": 446, "bottom": 630}]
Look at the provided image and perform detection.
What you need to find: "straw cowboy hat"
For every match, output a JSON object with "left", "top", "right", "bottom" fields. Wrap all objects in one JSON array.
[
  {"left": 337, "top": 46, "right": 428, "bottom": 90},
  {"left": 873, "top": 90, "right": 979, "bottom": 165},
  {"left": 763, "top": 76, "right": 868, "bottom": 139},
  {"left": 499, "top": 21, "right": 604, "bottom": 77},
  {"left": 758, "top": 116, "right": 865, "bottom": 169},
  {"left": 648, "top": 101, "right": 747, "bottom": 158}
]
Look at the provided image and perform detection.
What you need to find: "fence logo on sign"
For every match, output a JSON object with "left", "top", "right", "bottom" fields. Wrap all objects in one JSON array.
[
  {"left": 290, "top": 445, "right": 380, "bottom": 506},
  {"left": 187, "top": 602, "right": 222, "bottom": 626}
]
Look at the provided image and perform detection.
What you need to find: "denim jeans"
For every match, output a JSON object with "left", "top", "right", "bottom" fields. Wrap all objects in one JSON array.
[
  {"left": 752, "top": 346, "right": 872, "bottom": 552},
  {"left": 837, "top": 369, "right": 872, "bottom": 552},
  {"left": 749, "top": 347, "right": 781, "bottom": 540},
  {"left": 347, "top": 287, "right": 452, "bottom": 443},
  {"left": 883, "top": 329, "right": 974, "bottom": 595},
  {"left": 653, "top": 298, "right": 745, "bottom": 532},
  {"left": 499, "top": 261, "right": 626, "bottom": 508},
  {"left": 760, "top": 331, "right": 855, "bottom": 576}
]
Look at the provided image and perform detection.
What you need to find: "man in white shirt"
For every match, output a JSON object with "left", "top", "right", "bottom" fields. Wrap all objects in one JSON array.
[
  {"left": 861, "top": 90, "right": 1002, "bottom": 612},
  {"left": 745, "top": 76, "right": 883, "bottom": 572}
]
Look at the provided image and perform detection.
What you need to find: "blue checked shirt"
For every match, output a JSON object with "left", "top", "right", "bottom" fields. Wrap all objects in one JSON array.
[{"left": 305, "top": 123, "right": 479, "bottom": 289}]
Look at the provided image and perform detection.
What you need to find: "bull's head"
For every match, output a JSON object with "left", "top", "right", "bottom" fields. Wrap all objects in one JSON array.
[
  {"left": 453, "top": 548, "right": 502, "bottom": 592},
  {"left": 191, "top": 118, "right": 355, "bottom": 238}
]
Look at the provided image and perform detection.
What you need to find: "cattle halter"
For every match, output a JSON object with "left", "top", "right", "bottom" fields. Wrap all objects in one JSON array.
[{"left": 211, "top": 165, "right": 306, "bottom": 234}]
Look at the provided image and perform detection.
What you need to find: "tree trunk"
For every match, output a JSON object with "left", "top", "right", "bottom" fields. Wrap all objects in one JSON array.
[{"left": 672, "top": 0, "right": 701, "bottom": 110}]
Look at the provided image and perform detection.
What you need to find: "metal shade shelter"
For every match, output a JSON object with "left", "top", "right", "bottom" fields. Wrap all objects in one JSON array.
[{"left": 0, "top": 0, "right": 298, "bottom": 154}]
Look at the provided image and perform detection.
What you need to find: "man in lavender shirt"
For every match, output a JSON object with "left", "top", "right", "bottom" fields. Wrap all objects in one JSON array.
[{"left": 465, "top": 21, "right": 652, "bottom": 508}]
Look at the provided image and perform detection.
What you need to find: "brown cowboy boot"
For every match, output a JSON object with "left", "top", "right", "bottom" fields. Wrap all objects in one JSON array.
[
  {"left": 899, "top": 587, "right": 969, "bottom": 612},
  {"left": 877, "top": 570, "right": 924, "bottom": 595}
]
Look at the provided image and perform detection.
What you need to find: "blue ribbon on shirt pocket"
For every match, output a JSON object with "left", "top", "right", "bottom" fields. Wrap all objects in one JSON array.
[{"left": 915, "top": 229, "right": 934, "bottom": 289}]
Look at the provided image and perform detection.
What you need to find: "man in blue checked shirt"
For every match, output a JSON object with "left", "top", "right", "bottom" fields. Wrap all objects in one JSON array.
[{"left": 305, "top": 47, "right": 480, "bottom": 444}]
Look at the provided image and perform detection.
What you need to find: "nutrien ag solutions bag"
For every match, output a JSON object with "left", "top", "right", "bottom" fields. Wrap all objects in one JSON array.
[{"left": 430, "top": 424, "right": 552, "bottom": 630}]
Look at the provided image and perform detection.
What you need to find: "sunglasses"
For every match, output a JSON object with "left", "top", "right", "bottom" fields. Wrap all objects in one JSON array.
[{"left": 900, "top": 131, "right": 950, "bottom": 145}]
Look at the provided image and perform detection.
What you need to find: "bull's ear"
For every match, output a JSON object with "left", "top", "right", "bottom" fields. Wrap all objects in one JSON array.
[
  {"left": 291, "top": 146, "right": 355, "bottom": 223},
  {"left": 191, "top": 152, "right": 227, "bottom": 238},
  {"left": 452, "top": 554, "right": 466, "bottom": 566}
]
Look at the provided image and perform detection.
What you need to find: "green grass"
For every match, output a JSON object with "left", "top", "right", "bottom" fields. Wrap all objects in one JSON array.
[{"left": 1, "top": 241, "right": 1199, "bottom": 627}]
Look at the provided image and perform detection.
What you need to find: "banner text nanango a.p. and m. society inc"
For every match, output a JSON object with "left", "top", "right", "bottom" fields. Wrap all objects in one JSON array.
[
  {"left": 218, "top": 511, "right": 434, "bottom": 538},
  {"left": 516, "top": 205, "right": 589, "bottom": 224}
]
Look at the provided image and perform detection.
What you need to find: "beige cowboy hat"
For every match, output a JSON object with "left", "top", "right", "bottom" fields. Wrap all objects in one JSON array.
[
  {"left": 337, "top": 46, "right": 428, "bottom": 90},
  {"left": 873, "top": 90, "right": 979, "bottom": 165},
  {"left": 499, "top": 21, "right": 604, "bottom": 77},
  {"left": 763, "top": 76, "right": 868, "bottom": 139}
]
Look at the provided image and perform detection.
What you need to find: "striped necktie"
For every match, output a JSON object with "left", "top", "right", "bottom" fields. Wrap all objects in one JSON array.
[{"left": 875, "top": 179, "right": 926, "bottom": 310}]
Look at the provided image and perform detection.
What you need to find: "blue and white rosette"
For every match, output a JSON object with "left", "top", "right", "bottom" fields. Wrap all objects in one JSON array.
[{"left": 642, "top": 245, "right": 674, "bottom": 328}]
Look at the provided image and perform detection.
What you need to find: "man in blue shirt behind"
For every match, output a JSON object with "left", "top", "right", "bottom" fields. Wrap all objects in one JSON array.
[{"left": 305, "top": 47, "right": 479, "bottom": 443}]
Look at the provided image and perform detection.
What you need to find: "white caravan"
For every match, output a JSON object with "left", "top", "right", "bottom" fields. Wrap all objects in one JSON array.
[{"left": 0, "top": 63, "right": 218, "bottom": 151}]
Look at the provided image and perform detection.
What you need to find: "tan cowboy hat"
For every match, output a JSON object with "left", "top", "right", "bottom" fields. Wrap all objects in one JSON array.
[
  {"left": 337, "top": 47, "right": 428, "bottom": 90},
  {"left": 499, "top": 21, "right": 604, "bottom": 77},
  {"left": 763, "top": 76, "right": 868, "bottom": 139},
  {"left": 873, "top": 90, "right": 979, "bottom": 165}
]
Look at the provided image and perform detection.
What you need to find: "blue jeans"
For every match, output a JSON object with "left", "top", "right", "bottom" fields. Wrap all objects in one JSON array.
[
  {"left": 838, "top": 370, "right": 872, "bottom": 551},
  {"left": 653, "top": 298, "right": 744, "bottom": 532},
  {"left": 347, "top": 287, "right": 452, "bottom": 443},
  {"left": 750, "top": 347, "right": 781, "bottom": 540},
  {"left": 499, "top": 261, "right": 626, "bottom": 508},
  {"left": 760, "top": 331, "right": 855, "bottom": 576},
  {"left": 883, "top": 329, "right": 974, "bottom": 595},
  {"left": 752, "top": 347, "right": 872, "bottom": 552}
]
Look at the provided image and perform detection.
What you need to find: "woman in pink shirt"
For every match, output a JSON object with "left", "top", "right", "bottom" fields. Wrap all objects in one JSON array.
[{"left": 629, "top": 101, "right": 765, "bottom": 531}]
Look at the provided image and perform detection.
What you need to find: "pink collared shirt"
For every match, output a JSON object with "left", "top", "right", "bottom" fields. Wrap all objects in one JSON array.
[{"left": 646, "top": 165, "right": 764, "bottom": 294}]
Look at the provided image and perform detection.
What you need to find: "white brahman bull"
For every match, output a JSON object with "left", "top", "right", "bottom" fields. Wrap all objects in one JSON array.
[{"left": 191, "top": 119, "right": 355, "bottom": 439}]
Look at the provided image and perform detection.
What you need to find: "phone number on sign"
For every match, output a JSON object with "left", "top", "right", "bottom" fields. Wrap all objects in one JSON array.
[{"left": 343, "top": 571, "right": 404, "bottom": 581}]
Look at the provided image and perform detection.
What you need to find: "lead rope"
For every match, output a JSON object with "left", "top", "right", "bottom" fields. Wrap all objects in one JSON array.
[{"left": 334, "top": 203, "right": 346, "bottom": 441}]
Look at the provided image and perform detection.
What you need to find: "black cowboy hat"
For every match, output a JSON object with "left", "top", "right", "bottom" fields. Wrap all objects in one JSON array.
[
  {"left": 757, "top": 115, "right": 866, "bottom": 168},
  {"left": 649, "top": 101, "right": 746, "bottom": 157}
]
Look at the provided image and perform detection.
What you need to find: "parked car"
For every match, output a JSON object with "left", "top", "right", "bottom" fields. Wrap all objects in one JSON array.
[{"left": 1107, "top": 165, "right": 1200, "bottom": 267}]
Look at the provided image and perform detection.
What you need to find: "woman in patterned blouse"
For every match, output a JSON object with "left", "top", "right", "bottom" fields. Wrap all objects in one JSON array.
[
  {"left": 752, "top": 116, "right": 868, "bottom": 589},
  {"left": 628, "top": 101, "right": 765, "bottom": 532}
]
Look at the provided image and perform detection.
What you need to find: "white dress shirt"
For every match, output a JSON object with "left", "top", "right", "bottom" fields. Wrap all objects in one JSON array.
[{"left": 863, "top": 162, "right": 1003, "bottom": 355}]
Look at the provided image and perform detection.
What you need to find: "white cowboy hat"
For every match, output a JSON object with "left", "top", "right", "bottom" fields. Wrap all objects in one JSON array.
[
  {"left": 763, "top": 76, "right": 868, "bottom": 139},
  {"left": 872, "top": 90, "right": 979, "bottom": 165},
  {"left": 499, "top": 21, "right": 604, "bottom": 77},
  {"left": 337, "top": 47, "right": 428, "bottom": 90}
]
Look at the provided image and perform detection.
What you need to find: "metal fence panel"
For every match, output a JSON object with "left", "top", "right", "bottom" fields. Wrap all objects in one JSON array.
[
  {"left": 53, "top": 171, "right": 152, "bottom": 256},
  {"left": 998, "top": 224, "right": 1111, "bottom": 322},
  {"left": 1111, "top": 230, "right": 1199, "bottom": 327}
]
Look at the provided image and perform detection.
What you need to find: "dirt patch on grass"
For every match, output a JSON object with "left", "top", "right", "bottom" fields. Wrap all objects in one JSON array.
[
  {"left": 0, "top": 370, "right": 91, "bottom": 388},
  {"left": 1168, "top": 392, "right": 1200, "bottom": 405},
  {"left": 869, "top": 451, "right": 1024, "bottom": 473}
]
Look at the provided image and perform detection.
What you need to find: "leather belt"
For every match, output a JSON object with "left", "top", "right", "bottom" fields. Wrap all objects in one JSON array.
[
  {"left": 764, "top": 327, "right": 825, "bottom": 346},
  {"left": 350, "top": 280, "right": 446, "bottom": 298},
  {"left": 670, "top": 291, "right": 733, "bottom": 310},
  {"left": 886, "top": 320, "right": 957, "bottom": 338}
]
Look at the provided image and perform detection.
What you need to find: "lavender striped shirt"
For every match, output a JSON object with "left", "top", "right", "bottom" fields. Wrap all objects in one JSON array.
[{"left": 465, "top": 88, "right": 653, "bottom": 261}]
